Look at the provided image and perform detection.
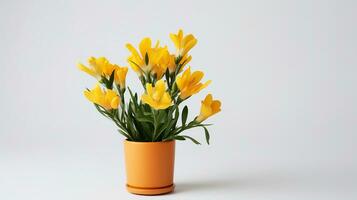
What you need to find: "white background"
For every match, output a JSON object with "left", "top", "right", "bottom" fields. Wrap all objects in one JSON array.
[{"left": 1, "top": 0, "right": 356, "bottom": 199}]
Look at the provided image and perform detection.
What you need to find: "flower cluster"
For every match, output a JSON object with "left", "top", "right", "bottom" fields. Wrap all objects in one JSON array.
[{"left": 78, "top": 29, "right": 221, "bottom": 144}]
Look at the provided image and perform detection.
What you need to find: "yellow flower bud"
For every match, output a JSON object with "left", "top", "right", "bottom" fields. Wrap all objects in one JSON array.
[
  {"left": 196, "top": 94, "right": 221, "bottom": 122},
  {"left": 114, "top": 65, "right": 128, "bottom": 89}
]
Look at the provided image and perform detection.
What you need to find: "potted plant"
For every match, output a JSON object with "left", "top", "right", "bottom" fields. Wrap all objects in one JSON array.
[{"left": 77, "top": 29, "right": 221, "bottom": 195}]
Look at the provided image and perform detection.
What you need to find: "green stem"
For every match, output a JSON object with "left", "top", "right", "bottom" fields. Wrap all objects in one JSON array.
[
  {"left": 172, "top": 121, "right": 201, "bottom": 136},
  {"left": 119, "top": 88, "right": 126, "bottom": 120},
  {"left": 110, "top": 111, "right": 134, "bottom": 141},
  {"left": 151, "top": 109, "right": 157, "bottom": 141}
]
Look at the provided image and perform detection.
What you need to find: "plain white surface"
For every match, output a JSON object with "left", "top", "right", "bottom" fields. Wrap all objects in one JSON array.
[{"left": 1, "top": 0, "right": 356, "bottom": 199}]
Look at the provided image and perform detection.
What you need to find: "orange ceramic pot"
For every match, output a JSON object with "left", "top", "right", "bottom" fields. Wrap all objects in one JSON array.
[{"left": 124, "top": 140, "right": 175, "bottom": 195}]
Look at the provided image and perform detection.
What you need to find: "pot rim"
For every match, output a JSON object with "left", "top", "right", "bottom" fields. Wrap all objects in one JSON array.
[{"left": 124, "top": 139, "right": 174, "bottom": 144}]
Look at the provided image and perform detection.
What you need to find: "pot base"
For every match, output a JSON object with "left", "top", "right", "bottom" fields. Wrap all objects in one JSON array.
[{"left": 126, "top": 184, "right": 174, "bottom": 195}]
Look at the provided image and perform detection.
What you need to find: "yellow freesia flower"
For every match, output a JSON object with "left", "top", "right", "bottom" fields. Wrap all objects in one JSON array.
[
  {"left": 151, "top": 50, "right": 172, "bottom": 78},
  {"left": 149, "top": 48, "right": 169, "bottom": 79},
  {"left": 114, "top": 65, "right": 128, "bottom": 89},
  {"left": 151, "top": 63, "right": 167, "bottom": 79},
  {"left": 165, "top": 53, "right": 191, "bottom": 74},
  {"left": 175, "top": 67, "right": 211, "bottom": 99},
  {"left": 84, "top": 84, "right": 120, "bottom": 110},
  {"left": 170, "top": 29, "right": 197, "bottom": 57},
  {"left": 77, "top": 57, "right": 116, "bottom": 79},
  {"left": 177, "top": 54, "right": 192, "bottom": 73},
  {"left": 126, "top": 38, "right": 167, "bottom": 76},
  {"left": 141, "top": 79, "right": 172, "bottom": 110},
  {"left": 196, "top": 94, "right": 221, "bottom": 122},
  {"left": 166, "top": 54, "right": 177, "bottom": 73}
]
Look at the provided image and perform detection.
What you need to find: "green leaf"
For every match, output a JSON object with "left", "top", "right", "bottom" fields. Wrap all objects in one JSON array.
[
  {"left": 108, "top": 70, "right": 115, "bottom": 89},
  {"left": 94, "top": 104, "right": 111, "bottom": 119},
  {"left": 161, "top": 122, "right": 174, "bottom": 139},
  {"left": 156, "top": 121, "right": 171, "bottom": 140},
  {"left": 173, "top": 106, "right": 179, "bottom": 127},
  {"left": 175, "top": 55, "right": 182, "bottom": 65},
  {"left": 181, "top": 106, "right": 188, "bottom": 126},
  {"left": 128, "top": 88, "right": 139, "bottom": 108},
  {"left": 155, "top": 109, "right": 173, "bottom": 140},
  {"left": 162, "top": 106, "right": 179, "bottom": 139},
  {"left": 194, "top": 123, "right": 213, "bottom": 127},
  {"left": 126, "top": 105, "right": 138, "bottom": 136},
  {"left": 181, "top": 135, "right": 201, "bottom": 145},
  {"left": 101, "top": 77, "right": 108, "bottom": 87},
  {"left": 165, "top": 69, "right": 171, "bottom": 87},
  {"left": 174, "top": 135, "right": 185, "bottom": 140},
  {"left": 203, "top": 126, "right": 210, "bottom": 145},
  {"left": 136, "top": 116, "right": 154, "bottom": 124},
  {"left": 118, "top": 129, "right": 131, "bottom": 140},
  {"left": 134, "top": 93, "right": 138, "bottom": 102},
  {"left": 152, "top": 75, "right": 157, "bottom": 83},
  {"left": 145, "top": 52, "right": 149, "bottom": 65},
  {"left": 157, "top": 110, "right": 167, "bottom": 123}
]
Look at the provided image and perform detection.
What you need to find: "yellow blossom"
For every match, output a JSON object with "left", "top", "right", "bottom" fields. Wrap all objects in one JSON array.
[
  {"left": 166, "top": 54, "right": 191, "bottom": 74},
  {"left": 170, "top": 29, "right": 197, "bottom": 57},
  {"left": 196, "top": 94, "right": 221, "bottom": 122},
  {"left": 151, "top": 62, "right": 167, "bottom": 79},
  {"left": 126, "top": 38, "right": 167, "bottom": 76},
  {"left": 77, "top": 57, "right": 116, "bottom": 79},
  {"left": 166, "top": 54, "right": 177, "bottom": 73},
  {"left": 141, "top": 79, "right": 172, "bottom": 110},
  {"left": 114, "top": 65, "right": 128, "bottom": 89},
  {"left": 175, "top": 67, "right": 211, "bottom": 99},
  {"left": 151, "top": 50, "right": 172, "bottom": 78},
  {"left": 177, "top": 54, "right": 192, "bottom": 73},
  {"left": 84, "top": 84, "right": 120, "bottom": 110}
]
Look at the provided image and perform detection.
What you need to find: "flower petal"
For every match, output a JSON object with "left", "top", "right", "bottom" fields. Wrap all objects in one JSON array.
[{"left": 139, "top": 37, "right": 152, "bottom": 58}]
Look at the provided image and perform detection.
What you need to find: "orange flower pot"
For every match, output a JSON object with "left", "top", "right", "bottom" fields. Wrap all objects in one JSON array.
[{"left": 124, "top": 140, "right": 175, "bottom": 195}]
